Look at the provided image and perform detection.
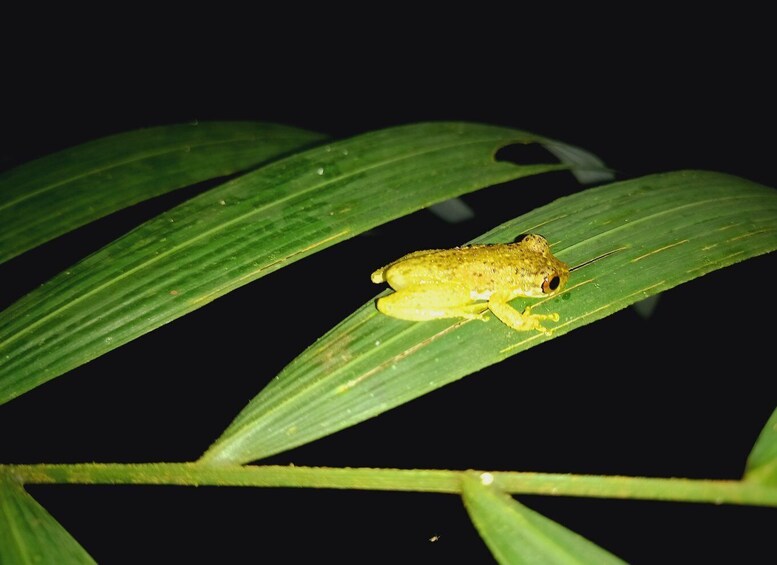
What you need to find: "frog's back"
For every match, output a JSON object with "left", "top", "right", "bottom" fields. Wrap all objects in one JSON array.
[{"left": 374, "top": 245, "right": 507, "bottom": 287}]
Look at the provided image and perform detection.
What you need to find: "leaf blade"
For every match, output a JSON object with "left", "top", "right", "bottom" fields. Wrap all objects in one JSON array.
[
  {"left": 203, "top": 171, "right": 777, "bottom": 464},
  {"left": 461, "top": 474, "right": 625, "bottom": 564},
  {"left": 0, "top": 474, "right": 95, "bottom": 564},
  {"left": 0, "top": 121, "right": 327, "bottom": 264},
  {"left": 744, "top": 406, "right": 777, "bottom": 485},
  {"left": 0, "top": 122, "right": 573, "bottom": 404}
]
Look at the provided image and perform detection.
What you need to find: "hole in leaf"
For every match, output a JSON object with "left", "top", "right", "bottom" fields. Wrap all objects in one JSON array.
[{"left": 495, "top": 142, "right": 558, "bottom": 165}]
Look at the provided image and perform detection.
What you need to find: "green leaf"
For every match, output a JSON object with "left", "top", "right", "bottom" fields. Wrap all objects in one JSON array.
[
  {"left": 202, "top": 171, "right": 777, "bottom": 464},
  {"left": 745, "top": 406, "right": 777, "bottom": 484},
  {"left": 461, "top": 474, "right": 625, "bottom": 564},
  {"left": 0, "top": 121, "right": 327, "bottom": 264},
  {"left": 0, "top": 474, "right": 95, "bottom": 564},
  {"left": 0, "top": 122, "right": 576, "bottom": 404}
]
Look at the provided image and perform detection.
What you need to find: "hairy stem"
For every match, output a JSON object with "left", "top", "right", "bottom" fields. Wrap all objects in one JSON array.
[{"left": 1, "top": 463, "right": 775, "bottom": 507}]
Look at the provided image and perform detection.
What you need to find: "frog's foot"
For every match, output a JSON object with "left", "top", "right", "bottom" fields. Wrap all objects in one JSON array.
[{"left": 487, "top": 301, "right": 560, "bottom": 334}]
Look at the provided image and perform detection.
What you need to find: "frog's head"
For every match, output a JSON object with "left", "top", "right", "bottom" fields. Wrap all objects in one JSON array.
[{"left": 517, "top": 234, "right": 570, "bottom": 297}]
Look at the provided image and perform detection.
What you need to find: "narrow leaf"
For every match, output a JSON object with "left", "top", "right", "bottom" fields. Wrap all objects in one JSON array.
[
  {"left": 744, "top": 406, "right": 777, "bottom": 485},
  {"left": 0, "top": 121, "right": 326, "bottom": 264},
  {"left": 0, "top": 474, "right": 95, "bottom": 564},
  {"left": 461, "top": 474, "right": 625, "bottom": 564},
  {"left": 0, "top": 122, "right": 576, "bottom": 404},
  {"left": 203, "top": 171, "right": 777, "bottom": 464}
]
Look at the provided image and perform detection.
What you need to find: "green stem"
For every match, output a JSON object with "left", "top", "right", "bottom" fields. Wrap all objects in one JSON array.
[{"left": 1, "top": 463, "right": 775, "bottom": 507}]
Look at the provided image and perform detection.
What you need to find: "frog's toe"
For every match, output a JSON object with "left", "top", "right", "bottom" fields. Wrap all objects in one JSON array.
[{"left": 456, "top": 302, "right": 489, "bottom": 319}]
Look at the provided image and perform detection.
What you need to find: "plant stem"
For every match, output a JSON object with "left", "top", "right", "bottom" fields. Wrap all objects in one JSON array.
[{"left": 1, "top": 463, "right": 775, "bottom": 507}]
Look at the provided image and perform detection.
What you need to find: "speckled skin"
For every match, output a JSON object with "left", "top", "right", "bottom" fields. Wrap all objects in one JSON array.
[{"left": 370, "top": 234, "right": 569, "bottom": 333}]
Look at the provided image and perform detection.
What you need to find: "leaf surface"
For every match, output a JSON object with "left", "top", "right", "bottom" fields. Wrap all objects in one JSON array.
[
  {"left": 0, "top": 121, "right": 326, "bottom": 264},
  {"left": 203, "top": 171, "right": 777, "bottom": 464},
  {"left": 461, "top": 474, "right": 625, "bottom": 564},
  {"left": 745, "top": 406, "right": 777, "bottom": 484},
  {"left": 0, "top": 474, "right": 95, "bottom": 564}
]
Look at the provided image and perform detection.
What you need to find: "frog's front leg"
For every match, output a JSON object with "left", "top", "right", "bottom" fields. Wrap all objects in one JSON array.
[
  {"left": 376, "top": 284, "right": 488, "bottom": 322},
  {"left": 487, "top": 297, "right": 560, "bottom": 334}
]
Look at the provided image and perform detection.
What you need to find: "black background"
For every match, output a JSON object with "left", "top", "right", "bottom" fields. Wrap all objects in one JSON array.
[{"left": 2, "top": 22, "right": 776, "bottom": 564}]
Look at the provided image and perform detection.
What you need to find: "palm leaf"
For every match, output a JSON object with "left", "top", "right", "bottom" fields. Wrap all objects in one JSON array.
[
  {"left": 202, "top": 170, "right": 777, "bottom": 464},
  {"left": 0, "top": 121, "right": 326, "bottom": 264},
  {"left": 461, "top": 474, "right": 625, "bottom": 564},
  {"left": 745, "top": 406, "right": 777, "bottom": 484},
  {"left": 0, "top": 474, "right": 95, "bottom": 564}
]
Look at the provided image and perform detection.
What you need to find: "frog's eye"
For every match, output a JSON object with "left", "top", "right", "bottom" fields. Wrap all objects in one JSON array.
[{"left": 542, "top": 274, "right": 561, "bottom": 294}]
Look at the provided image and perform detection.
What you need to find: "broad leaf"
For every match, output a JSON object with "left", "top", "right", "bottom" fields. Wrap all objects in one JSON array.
[
  {"left": 461, "top": 474, "right": 625, "bottom": 564},
  {"left": 0, "top": 474, "right": 95, "bottom": 564},
  {"left": 745, "top": 406, "right": 777, "bottom": 485},
  {"left": 202, "top": 171, "right": 777, "bottom": 464},
  {"left": 0, "top": 121, "right": 326, "bottom": 264},
  {"left": 0, "top": 122, "right": 579, "bottom": 404}
]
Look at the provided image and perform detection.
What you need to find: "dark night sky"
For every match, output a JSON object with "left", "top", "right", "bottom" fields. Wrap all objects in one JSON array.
[{"left": 2, "top": 29, "right": 776, "bottom": 563}]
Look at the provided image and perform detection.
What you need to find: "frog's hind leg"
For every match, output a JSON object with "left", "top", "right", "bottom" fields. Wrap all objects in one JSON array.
[
  {"left": 370, "top": 249, "right": 441, "bottom": 283},
  {"left": 376, "top": 284, "right": 488, "bottom": 322}
]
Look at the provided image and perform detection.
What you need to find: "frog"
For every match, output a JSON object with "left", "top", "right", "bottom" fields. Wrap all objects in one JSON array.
[{"left": 370, "top": 234, "right": 569, "bottom": 334}]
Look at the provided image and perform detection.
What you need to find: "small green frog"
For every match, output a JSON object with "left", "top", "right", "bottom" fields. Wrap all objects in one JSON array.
[{"left": 370, "top": 234, "right": 569, "bottom": 334}]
